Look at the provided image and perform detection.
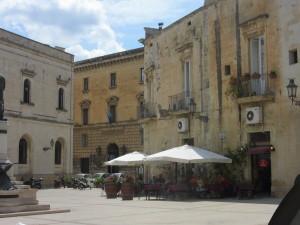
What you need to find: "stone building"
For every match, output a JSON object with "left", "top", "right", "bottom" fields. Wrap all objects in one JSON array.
[
  {"left": 0, "top": 28, "right": 74, "bottom": 187},
  {"left": 73, "top": 48, "right": 144, "bottom": 173},
  {"left": 143, "top": 0, "right": 300, "bottom": 196}
]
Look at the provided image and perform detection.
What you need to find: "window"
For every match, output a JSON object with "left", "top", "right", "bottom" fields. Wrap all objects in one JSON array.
[
  {"left": 83, "top": 78, "right": 89, "bottom": 92},
  {"left": 140, "top": 68, "right": 145, "bottom": 84},
  {"left": 110, "top": 73, "right": 116, "bottom": 88},
  {"left": 250, "top": 36, "right": 266, "bottom": 95},
  {"left": 81, "top": 134, "right": 88, "bottom": 147},
  {"left": 23, "top": 79, "right": 31, "bottom": 103},
  {"left": 19, "top": 138, "right": 27, "bottom": 164},
  {"left": 55, "top": 141, "right": 62, "bottom": 165},
  {"left": 58, "top": 88, "right": 64, "bottom": 110},
  {"left": 108, "top": 105, "right": 116, "bottom": 123},
  {"left": 140, "top": 127, "right": 144, "bottom": 145},
  {"left": 250, "top": 36, "right": 265, "bottom": 75},
  {"left": 184, "top": 60, "right": 191, "bottom": 98},
  {"left": 289, "top": 49, "right": 298, "bottom": 65},
  {"left": 82, "top": 108, "right": 89, "bottom": 125},
  {"left": 225, "top": 65, "right": 231, "bottom": 76}
]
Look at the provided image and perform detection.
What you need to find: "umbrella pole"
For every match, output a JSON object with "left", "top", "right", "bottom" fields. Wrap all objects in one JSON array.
[{"left": 175, "top": 163, "right": 178, "bottom": 184}]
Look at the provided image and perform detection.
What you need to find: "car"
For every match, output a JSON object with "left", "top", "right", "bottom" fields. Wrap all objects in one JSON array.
[{"left": 93, "top": 172, "right": 110, "bottom": 180}]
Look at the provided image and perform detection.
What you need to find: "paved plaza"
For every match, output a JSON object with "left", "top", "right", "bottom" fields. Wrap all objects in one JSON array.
[{"left": 0, "top": 189, "right": 280, "bottom": 225}]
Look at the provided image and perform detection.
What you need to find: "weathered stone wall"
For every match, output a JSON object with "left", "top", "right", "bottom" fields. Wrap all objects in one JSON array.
[
  {"left": 143, "top": 0, "right": 300, "bottom": 196},
  {"left": 73, "top": 49, "right": 144, "bottom": 173},
  {"left": 0, "top": 28, "right": 74, "bottom": 187}
]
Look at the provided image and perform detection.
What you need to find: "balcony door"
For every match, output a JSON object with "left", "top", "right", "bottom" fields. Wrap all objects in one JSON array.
[
  {"left": 184, "top": 60, "right": 191, "bottom": 106},
  {"left": 250, "top": 36, "right": 266, "bottom": 95}
]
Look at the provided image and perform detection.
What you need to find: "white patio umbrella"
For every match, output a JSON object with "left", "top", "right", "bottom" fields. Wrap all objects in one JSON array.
[
  {"left": 145, "top": 145, "right": 232, "bottom": 164},
  {"left": 104, "top": 151, "right": 147, "bottom": 166}
]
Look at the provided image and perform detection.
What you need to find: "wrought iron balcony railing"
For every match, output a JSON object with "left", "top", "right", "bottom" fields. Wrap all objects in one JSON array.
[
  {"left": 239, "top": 75, "right": 274, "bottom": 98},
  {"left": 168, "top": 91, "right": 195, "bottom": 112},
  {"left": 137, "top": 102, "right": 156, "bottom": 119}
]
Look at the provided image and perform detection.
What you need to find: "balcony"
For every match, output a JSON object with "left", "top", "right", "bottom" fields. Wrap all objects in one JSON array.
[
  {"left": 137, "top": 103, "right": 156, "bottom": 119},
  {"left": 237, "top": 75, "right": 275, "bottom": 104},
  {"left": 168, "top": 92, "right": 195, "bottom": 112}
]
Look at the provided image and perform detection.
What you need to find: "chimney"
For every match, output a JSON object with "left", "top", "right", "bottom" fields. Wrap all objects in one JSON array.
[{"left": 158, "top": 22, "right": 164, "bottom": 30}]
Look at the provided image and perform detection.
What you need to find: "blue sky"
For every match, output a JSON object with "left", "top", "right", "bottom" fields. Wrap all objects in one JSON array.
[{"left": 0, "top": 0, "right": 204, "bottom": 61}]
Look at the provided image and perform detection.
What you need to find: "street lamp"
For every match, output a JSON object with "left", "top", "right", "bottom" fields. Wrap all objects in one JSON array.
[{"left": 287, "top": 79, "right": 298, "bottom": 104}]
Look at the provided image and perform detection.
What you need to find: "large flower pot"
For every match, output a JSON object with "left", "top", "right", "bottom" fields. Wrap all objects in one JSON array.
[
  {"left": 121, "top": 183, "right": 134, "bottom": 200},
  {"left": 104, "top": 183, "right": 118, "bottom": 199}
]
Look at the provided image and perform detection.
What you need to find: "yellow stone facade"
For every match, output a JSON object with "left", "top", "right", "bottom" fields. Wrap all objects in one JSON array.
[
  {"left": 73, "top": 48, "right": 144, "bottom": 173},
  {"left": 143, "top": 0, "right": 300, "bottom": 196}
]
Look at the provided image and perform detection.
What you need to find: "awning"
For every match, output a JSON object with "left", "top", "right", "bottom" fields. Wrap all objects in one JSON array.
[{"left": 248, "top": 145, "right": 274, "bottom": 155}]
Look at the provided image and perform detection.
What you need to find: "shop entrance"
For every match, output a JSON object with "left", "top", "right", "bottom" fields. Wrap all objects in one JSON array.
[{"left": 249, "top": 132, "right": 272, "bottom": 195}]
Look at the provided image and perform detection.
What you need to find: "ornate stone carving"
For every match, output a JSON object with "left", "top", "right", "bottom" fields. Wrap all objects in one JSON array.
[
  {"left": 21, "top": 68, "right": 36, "bottom": 78},
  {"left": 106, "top": 96, "right": 119, "bottom": 106},
  {"left": 80, "top": 99, "right": 91, "bottom": 109},
  {"left": 56, "top": 75, "right": 70, "bottom": 86}
]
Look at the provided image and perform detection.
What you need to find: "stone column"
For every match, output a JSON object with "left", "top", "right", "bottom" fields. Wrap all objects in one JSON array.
[{"left": 0, "top": 120, "right": 8, "bottom": 160}]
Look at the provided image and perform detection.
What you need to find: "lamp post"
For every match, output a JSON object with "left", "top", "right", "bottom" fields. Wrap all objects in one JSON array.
[{"left": 287, "top": 79, "right": 298, "bottom": 105}]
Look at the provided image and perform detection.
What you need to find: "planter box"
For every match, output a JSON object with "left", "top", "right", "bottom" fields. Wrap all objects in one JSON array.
[
  {"left": 121, "top": 183, "right": 134, "bottom": 200},
  {"left": 104, "top": 183, "right": 118, "bottom": 199}
]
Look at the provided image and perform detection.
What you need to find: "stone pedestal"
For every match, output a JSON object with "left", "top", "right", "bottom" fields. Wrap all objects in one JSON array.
[
  {"left": 0, "top": 186, "right": 50, "bottom": 213},
  {"left": 0, "top": 120, "right": 51, "bottom": 215},
  {"left": 0, "top": 120, "right": 8, "bottom": 159}
]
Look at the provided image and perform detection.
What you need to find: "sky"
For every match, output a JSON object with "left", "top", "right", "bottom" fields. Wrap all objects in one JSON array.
[{"left": 0, "top": 0, "right": 204, "bottom": 61}]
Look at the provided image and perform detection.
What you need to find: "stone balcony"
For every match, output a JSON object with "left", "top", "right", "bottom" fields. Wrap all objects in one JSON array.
[{"left": 237, "top": 78, "right": 275, "bottom": 105}]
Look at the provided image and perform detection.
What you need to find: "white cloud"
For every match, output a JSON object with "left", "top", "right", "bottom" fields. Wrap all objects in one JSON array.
[
  {"left": 0, "top": 0, "right": 203, "bottom": 60},
  {"left": 0, "top": 0, "right": 124, "bottom": 60}
]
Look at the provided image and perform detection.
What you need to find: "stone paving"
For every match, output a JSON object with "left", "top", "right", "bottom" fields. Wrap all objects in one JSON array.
[{"left": 0, "top": 189, "right": 280, "bottom": 225}]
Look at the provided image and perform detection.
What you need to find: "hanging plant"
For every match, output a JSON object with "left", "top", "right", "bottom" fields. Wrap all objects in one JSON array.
[
  {"left": 251, "top": 72, "right": 261, "bottom": 79},
  {"left": 241, "top": 73, "right": 251, "bottom": 81},
  {"left": 269, "top": 70, "right": 277, "bottom": 79},
  {"left": 226, "top": 77, "right": 242, "bottom": 98}
]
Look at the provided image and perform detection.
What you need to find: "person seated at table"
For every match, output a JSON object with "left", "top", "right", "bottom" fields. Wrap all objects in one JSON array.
[
  {"left": 157, "top": 174, "right": 166, "bottom": 184},
  {"left": 150, "top": 175, "right": 158, "bottom": 184},
  {"left": 189, "top": 174, "right": 198, "bottom": 191}
]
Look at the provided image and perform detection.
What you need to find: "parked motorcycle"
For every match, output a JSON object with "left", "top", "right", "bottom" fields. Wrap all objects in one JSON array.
[{"left": 24, "top": 177, "right": 43, "bottom": 189}]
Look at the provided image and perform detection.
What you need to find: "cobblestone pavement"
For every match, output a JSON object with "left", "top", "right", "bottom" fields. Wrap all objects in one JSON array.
[{"left": 0, "top": 189, "right": 280, "bottom": 225}]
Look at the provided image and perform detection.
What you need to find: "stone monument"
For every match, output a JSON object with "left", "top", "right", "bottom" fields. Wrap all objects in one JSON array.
[{"left": 0, "top": 76, "right": 50, "bottom": 215}]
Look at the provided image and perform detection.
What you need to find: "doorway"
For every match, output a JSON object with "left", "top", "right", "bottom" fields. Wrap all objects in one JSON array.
[
  {"left": 107, "top": 143, "right": 119, "bottom": 173},
  {"left": 249, "top": 132, "right": 271, "bottom": 195},
  {"left": 80, "top": 158, "right": 90, "bottom": 174}
]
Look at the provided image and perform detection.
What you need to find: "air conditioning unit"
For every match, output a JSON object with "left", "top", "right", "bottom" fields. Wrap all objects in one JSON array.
[
  {"left": 245, "top": 107, "right": 262, "bottom": 125},
  {"left": 177, "top": 118, "right": 189, "bottom": 132}
]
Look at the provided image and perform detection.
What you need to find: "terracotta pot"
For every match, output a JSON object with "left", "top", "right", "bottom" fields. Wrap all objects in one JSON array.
[
  {"left": 104, "top": 183, "right": 118, "bottom": 199},
  {"left": 121, "top": 182, "right": 134, "bottom": 200},
  {"left": 269, "top": 71, "right": 277, "bottom": 79}
]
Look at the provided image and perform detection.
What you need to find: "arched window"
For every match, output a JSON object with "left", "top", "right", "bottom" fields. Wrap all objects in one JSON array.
[
  {"left": 19, "top": 138, "right": 27, "bottom": 164},
  {"left": 55, "top": 141, "right": 62, "bottom": 165},
  {"left": 23, "top": 79, "right": 31, "bottom": 103},
  {"left": 58, "top": 88, "right": 64, "bottom": 110}
]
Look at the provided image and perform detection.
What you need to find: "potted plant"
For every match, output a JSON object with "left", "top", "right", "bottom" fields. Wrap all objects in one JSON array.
[
  {"left": 269, "top": 70, "right": 277, "bottom": 79},
  {"left": 242, "top": 73, "right": 251, "bottom": 81},
  {"left": 121, "top": 175, "right": 135, "bottom": 200},
  {"left": 226, "top": 77, "right": 242, "bottom": 98},
  {"left": 251, "top": 72, "right": 261, "bottom": 79},
  {"left": 104, "top": 175, "right": 119, "bottom": 199}
]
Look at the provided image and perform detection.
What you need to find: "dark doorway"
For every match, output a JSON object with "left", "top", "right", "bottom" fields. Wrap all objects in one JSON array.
[
  {"left": 107, "top": 143, "right": 119, "bottom": 173},
  {"left": 80, "top": 158, "right": 90, "bottom": 174},
  {"left": 249, "top": 132, "right": 271, "bottom": 195},
  {"left": 183, "top": 138, "right": 194, "bottom": 145}
]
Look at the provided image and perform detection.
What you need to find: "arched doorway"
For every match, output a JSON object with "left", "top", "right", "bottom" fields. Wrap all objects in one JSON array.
[{"left": 107, "top": 143, "right": 119, "bottom": 173}]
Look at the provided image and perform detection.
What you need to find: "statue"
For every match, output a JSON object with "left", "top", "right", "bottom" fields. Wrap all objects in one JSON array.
[
  {"left": 0, "top": 159, "right": 14, "bottom": 190},
  {"left": 0, "top": 76, "right": 5, "bottom": 121}
]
